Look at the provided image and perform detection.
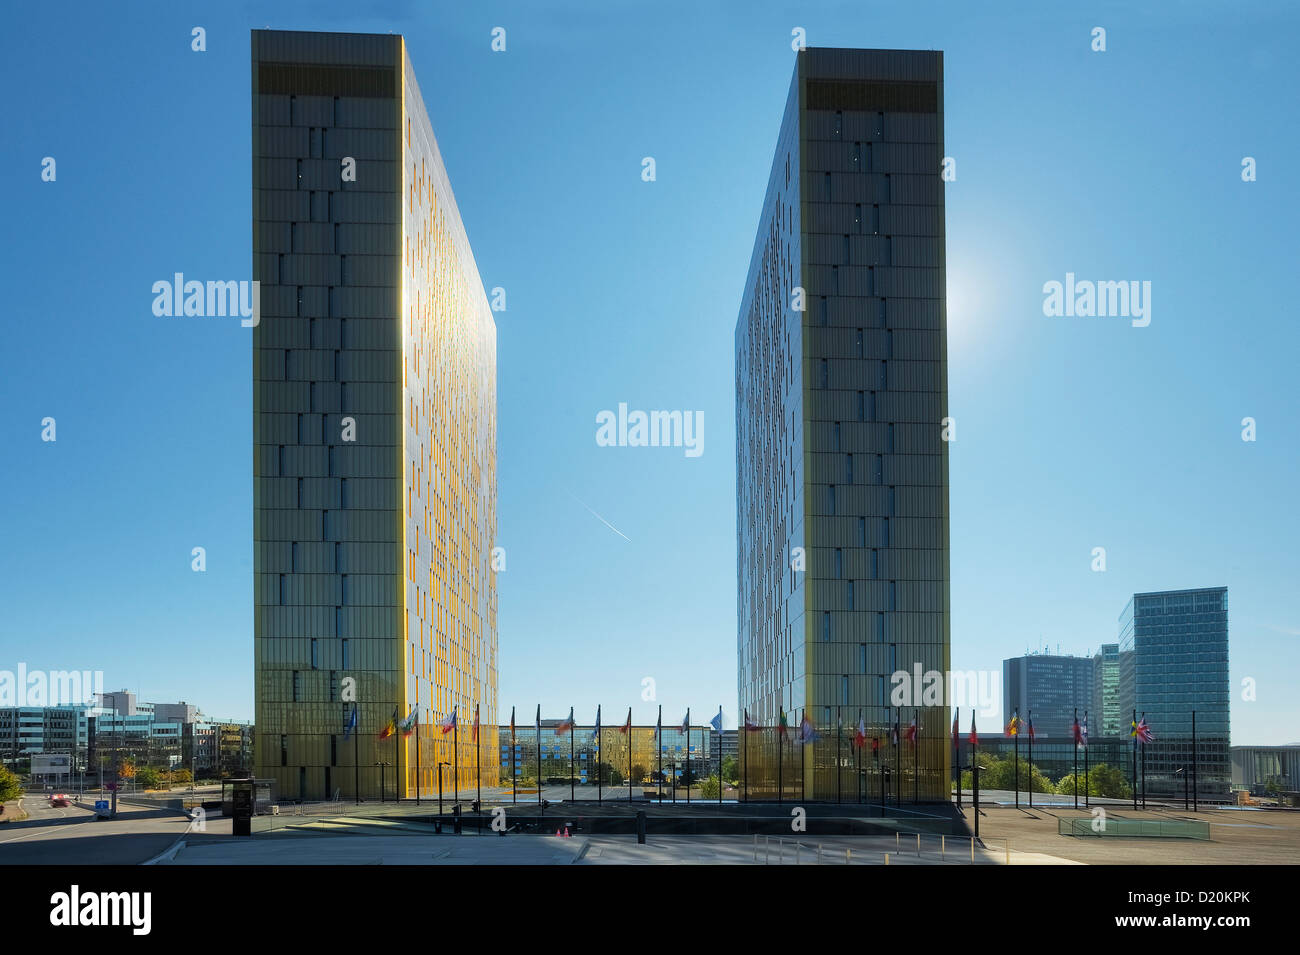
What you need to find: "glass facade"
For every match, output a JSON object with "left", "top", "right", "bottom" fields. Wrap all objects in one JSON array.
[
  {"left": 1118, "top": 588, "right": 1230, "bottom": 799},
  {"left": 736, "top": 49, "right": 949, "bottom": 800},
  {"left": 252, "top": 30, "right": 497, "bottom": 800},
  {"left": 496, "top": 723, "right": 713, "bottom": 787}
]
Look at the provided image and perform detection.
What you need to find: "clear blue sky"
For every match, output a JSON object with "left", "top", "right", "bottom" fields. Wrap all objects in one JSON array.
[{"left": 2, "top": 1, "right": 1296, "bottom": 743}]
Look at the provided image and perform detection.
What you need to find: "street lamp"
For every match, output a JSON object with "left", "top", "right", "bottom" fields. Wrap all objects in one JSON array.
[
  {"left": 964, "top": 761, "right": 984, "bottom": 839},
  {"left": 437, "top": 761, "right": 450, "bottom": 816}
]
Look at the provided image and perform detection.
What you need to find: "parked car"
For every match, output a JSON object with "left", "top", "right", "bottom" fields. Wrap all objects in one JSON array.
[{"left": 50, "top": 794, "right": 71, "bottom": 807}]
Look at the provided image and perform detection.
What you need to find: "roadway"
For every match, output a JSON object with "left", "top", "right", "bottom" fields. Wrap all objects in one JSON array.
[{"left": 0, "top": 793, "right": 191, "bottom": 864}]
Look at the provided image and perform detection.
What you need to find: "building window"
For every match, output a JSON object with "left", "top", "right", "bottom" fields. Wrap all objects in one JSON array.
[
  {"left": 842, "top": 676, "right": 850, "bottom": 705},
  {"left": 856, "top": 328, "right": 863, "bottom": 359},
  {"left": 871, "top": 549, "right": 879, "bottom": 579},
  {"left": 859, "top": 644, "right": 868, "bottom": 673},
  {"left": 278, "top": 574, "right": 286, "bottom": 605},
  {"left": 330, "top": 735, "right": 337, "bottom": 767},
  {"left": 877, "top": 613, "right": 885, "bottom": 642},
  {"left": 341, "top": 639, "right": 350, "bottom": 670},
  {"left": 857, "top": 391, "right": 865, "bottom": 421},
  {"left": 823, "top": 611, "right": 831, "bottom": 642},
  {"left": 292, "top": 671, "right": 301, "bottom": 702},
  {"left": 819, "top": 359, "right": 828, "bottom": 389},
  {"left": 889, "top": 581, "right": 897, "bottom": 611},
  {"left": 310, "top": 639, "right": 319, "bottom": 670},
  {"left": 845, "top": 454, "right": 853, "bottom": 483},
  {"left": 847, "top": 580, "right": 854, "bottom": 611},
  {"left": 827, "top": 485, "right": 835, "bottom": 514},
  {"left": 858, "top": 517, "right": 866, "bottom": 547},
  {"left": 336, "top": 607, "right": 344, "bottom": 638},
  {"left": 835, "top": 548, "right": 843, "bottom": 579},
  {"left": 883, "top": 518, "right": 890, "bottom": 547},
  {"left": 833, "top": 422, "right": 841, "bottom": 452},
  {"left": 329, "top": 670, "right": 338, "bottom": 701},
  {"left": 280, "top": 734, "right": 287, "bottom": 767}
]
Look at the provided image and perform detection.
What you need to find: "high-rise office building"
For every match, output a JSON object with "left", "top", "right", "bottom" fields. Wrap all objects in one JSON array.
[
  {"left": 1092, "top": 642, "right": 1121, "bottom": 737},
  {"left": 1118, "top": 588, "right": 1229, "bottom": 800},
  {"left": 252, "top": 30, "right": 498, "bottom": 800},
  {"left": 736, "top": 48, "right": 949, "bottom": 800},
  {"left": 1003, "top": 653, "right": 1094, "bottom": 740}
]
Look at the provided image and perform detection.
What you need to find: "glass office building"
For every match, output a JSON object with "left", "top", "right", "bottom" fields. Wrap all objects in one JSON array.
[
  {"left": 1092, "top": 643, "right": 1121, "bottom": 737},
  {"left": 1003, "top": 653, "right": 1094, "bottom": 740},
  {"left": 1118, "top": 588, "right": 1229, "bottom": 800},
  {"left": 735, "top": 49, "right": 949, "bottom": 800},
  {"left": 253, "top": 30, "right": 498, "bottom": 800}
]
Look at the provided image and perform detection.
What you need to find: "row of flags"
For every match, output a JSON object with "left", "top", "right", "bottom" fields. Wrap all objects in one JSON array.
[{"left": 355, "top": 704, "right": 484, "bottom": 742}]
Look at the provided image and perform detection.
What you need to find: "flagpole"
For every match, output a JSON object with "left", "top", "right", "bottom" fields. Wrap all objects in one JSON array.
[
  {"left": 1140, "top": 711, "right": 1146, "bottom": 810},
  {"left": 353, "top": 702, "right": 359, "bottom": 805},
  {"left": 1008, "top": 712, "right": 1019, "bottom": 810},
  {"left": 856, "top": 709, "right": 862, "bottom": 804},
  {"left": 658, "top": 705, "right": 663, "bottom": 804},
  {"left": 1131, "top": 708, "right": 1138, "bottom": 811},
  {"left": 476, "top": 707, "right": 481, "bottom": 810},
  {"left": 800, "top": 708, "right": 806, "bottom": 804},
  {"left": 1073, "top": 707, "right": 1078, "bottom": 810},
  {"left": 1027, "top": 709, "right": 1033, "bottom": 809},
  {"left": 894, "top": 707, "right": 900, "bottom": 808},
  {"left": 954, "top": 707, "right": 960, "bottom": 810},
  {"left": 913, "top": 707, "right": 918, "bottom": 805},
  {"left": 628, "top": 707, "right": 633, "bottom": 804},
  {"left": 511, "top": 709, "right": 516, "bottom": 805},
  {"left": 536, "top": 706, "right": 541, "bottom": 810},
  {"left": 569, "top": 720, "right": 575, "bottom": 804},
  {"left": 686, "top": 710, "right": 691, "bottom": 805},
  {"left": 415, "top": 714, "right": 421, "bottom": 806},
  {"left": 717, "top": 706, "right": 723, "bottom": 806},
  {"left": 777, "top": 707, "right": 783, "bottom": 805},
  {"left": 1084, "top": 710, "right": 1090, "bottom": 809},
  {"left": 395, "top": 705, "right": 401, "bottom": 802},
  {"left": 453, "top": 718, "right": 459, "bottom": 806},
  {"left": 836, "top": 705, "right": 842, "bottom": 804},
  {"left": 1192, "top": 709, "right": 1198, "bottom": 813},
  {"left": 597, "top": 706, "right": 602, "bottom": 804}
]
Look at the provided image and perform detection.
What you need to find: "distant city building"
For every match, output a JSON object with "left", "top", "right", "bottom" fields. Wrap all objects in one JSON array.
[
  {"left": 970, "top": 734, "right": 1127, "bottom": 784},
  {"left": 735, "top": 47, "right": 950, "bottom": 801},
  {"left": 2, "top": 693, "right": 252, "bottom": 779},
  {"left": 1231, "top": 745, "right": 1300, "bottom": 794},
  {"left": 1003, "top": 653, "right": 1094, "bottom": 739},
  {"left": 1091, "top": 643, "right": 1121, "bottom": 737},
  {"left": 1118, "top": 587, "right": 1230, "bottom": 800},
  {"left": 712, "top": 728, "right": 738, "bottom": 765}
]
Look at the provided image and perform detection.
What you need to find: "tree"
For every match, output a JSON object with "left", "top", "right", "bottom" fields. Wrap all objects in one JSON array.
[
  {"left": 1056, "top": 763, "right": 1132, "bottom": 800},
  {"left": 0, "top": 764, "right": 22, "bottom": 803},
  {"left": 136, "top": 766, "right": 162, "bottom": 790},
  {"left": 630, "top": 764, "right": 647, "bottom": 785},
  {"left": 699, "top": 775, "right": 721, "bottom": 799},
  {"left": 118, "top": 758, "right": 136, "bottom": 779},
  {"left": 721, "top": 756, "right": 740, "bottom": 783}
]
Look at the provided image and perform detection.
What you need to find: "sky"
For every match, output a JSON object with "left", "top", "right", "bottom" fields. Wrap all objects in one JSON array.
[{"left": 1, "top": 1, "right": 1297, "bottom": 743}]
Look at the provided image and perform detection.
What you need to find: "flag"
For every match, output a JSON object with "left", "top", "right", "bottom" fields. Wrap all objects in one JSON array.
[
  {"left": 1028, "top": 716, "right": 1036, "bottom": 742},
  {"left": 437, "top": 707, "right": 457, "bottom": 735},
  {"left": 952, "top": 711, "right": 959, "bottom": 749},
  {"left": 534, "top": 704, "right": 540, "bottom": 735},
  {"left": 969, "top": 712, "right": 978, "bottom": 747},
  {"left": 680, "top": 709, "right": 690, "bottom": 734},
  {"left": 710, "top": 707, "right": 723, "bottom": 734},
  {"left": 378, "top": 706, "right": 398, "bottom": 740},
  {"left": 871, "top": 736, "right": 879, "bottom": 756},
  {"left": 891, "top": 720, "right": 899, "bottom": 746},
  {"left": 555, "top": 706, "right": 574, "bottom": 736},
  {"left": 904, "top": 713, "right": 918, "bottom": 746},
  {"left": 777, "top": 708, "right": 789, "bottom": 739},
  {"left": 1080, "top": 715, "right": 1089, "bottom": 747},
  {"left": 743, "top": 709, "right": 761, "bottom": 733},
  {"left": 799, "top": 714, "right": 818, "bottom": 744},
  {"left": 854, "top": 714, "right": 866, "bottom": 750},
  {"left": 1006, "top": 710, "right": 1022, "bottom": 737},
  {"left": 620, "top": 708, "right": 631, "bottom": 735},
  {"left": 1133, "top": 717, "right": 1154, "bottom": 743},
  {"left": 510, "top": 705, "right": 515, "bottom": 736},
  {"left": 343, "top": 706, "right": 358, "bottom": 741},
  {"left": 654, "top": 708, "right": 661, "bottom": 743},
  {"left": 398, "top": 706, "right": 418, "bottom": 738},
  {"left": 472, "top": 703, "right": 480, "bottom": 742},
  {"left": 1072, "top": 713, "right": 1082, "bottom": 745}
]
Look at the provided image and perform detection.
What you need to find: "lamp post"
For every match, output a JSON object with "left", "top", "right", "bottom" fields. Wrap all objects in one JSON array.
[
  {"left": 437, "top": 761, "right": 450, "bottom": 816},
  {"left": 967, "top": 761, "right": 983, "bottom": 839}
]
